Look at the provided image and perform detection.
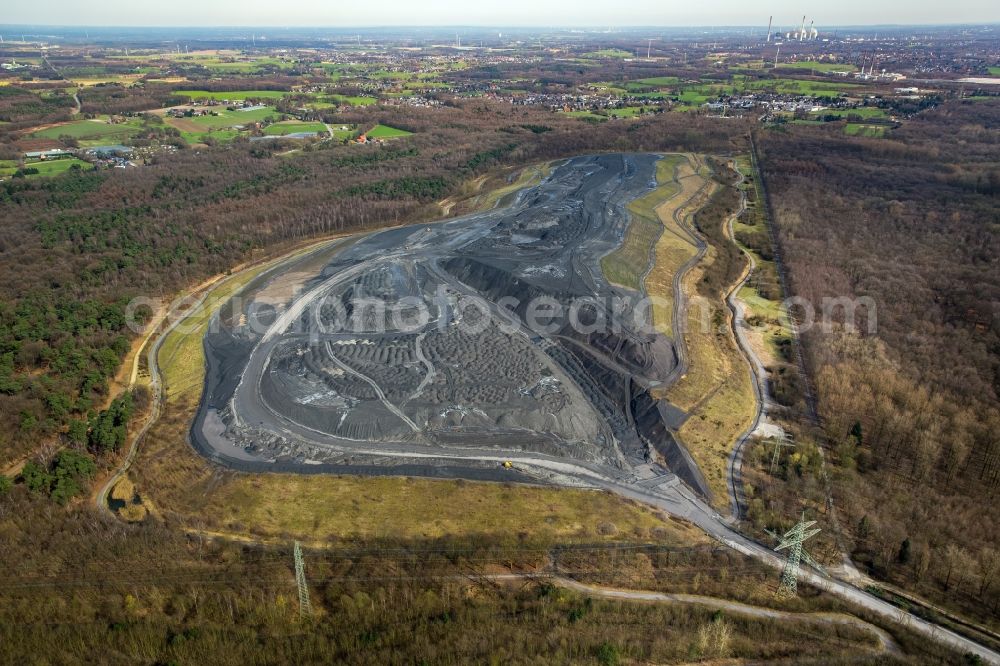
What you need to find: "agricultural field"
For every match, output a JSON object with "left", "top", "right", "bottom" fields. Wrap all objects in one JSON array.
[
  {"left": 70, "top": 76, "right": 147, "bottom": 87},
  {"left": 614, "top": 75, "right": 862, "bottom": 109},
  {"left": 812, "top": 107, "right": 887, "bottom": 119},
  {"left": 321, "top": 62, "right": 358, "bottom": 79},
  {"left": 590, "top": 82, "right": 628, "bottom": 94},
  {"left": 582, "top": 49, "right": 633, "bottom": 59},
  {"left": 561, "top": 107, "right": 659, "bottom": 121},
  {"left": 632, "top": 76, "right": 681, "bottom": 87},
  {"left": 676, "top": 89, "right": 714, "bottom": 104},
  {"left": 781, "top": 61, "right": 857, "bottom": 73},
  {"left": 605, "top": 105, "right": 658, "bottom": 118},
  {"left": 180, "top": 106, "right": 279, "bottom": 128},
  {"left": 844, "top": 123, "right": 888, "bottom": 137},
  {"left": 632, "top": 81, "right": 725, "bottom": 106},
  {"left": 732, "top": 60, "right": 767, "bottom": 71},
  {"left": 744, "top": 77, "right": 861, "bottom": 97},
  {"left": 0, "top": 157, "right": 93, "bottom": 179},
  {"left": 631, "top": 92, "right": 675, "bottom": 101},
  {"left": 30, "top": 117, "right": 144, "bottom": 145},
  {"left": 326, "top": 93, "right": 377, "bottom": 106},
  {"left": 327, "top": 123, "right": 360, "bottom": 140},
  {"left": 404, "top": 80, "right": 450, "bottom": 90},
  {"left": 366, "top": 123, "right": 412, "bottom": 138},
  {"left": 164, "top": 52, "right": 295, "bottom": 73},
  {"left": 163, "top": 106, "right": 280, "bottom": 143},
  {"left": 564, "top": 110, "right": 607, "bottom": 121},
  {"left": 262, "top": 120, "right": 327, "bottom": 136},
  {"left": 144, "top": 77, "right": 189, "bottom": 85},
  {"left": 175, "top": 89, "right": 289, "bottom": 101},
  {"left": 367, "top": 69, "right": 410, "bottom": 80}
]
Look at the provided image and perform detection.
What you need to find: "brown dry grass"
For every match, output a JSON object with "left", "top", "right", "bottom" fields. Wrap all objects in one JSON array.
[
  {"left": 661, "top": 161, "right": 757, "bottom": 508},
  {"left": 163, "top": 116, "right": 204, "bottom": 133},
  {"left": 644, "top": 156, "right": 712, "bottom": 338},
  {"left": 110, "top": 478, "right": 136, "bottom": 502}
]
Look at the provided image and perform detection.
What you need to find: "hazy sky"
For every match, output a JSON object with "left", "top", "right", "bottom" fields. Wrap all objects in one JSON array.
[{"left": 4, "top": 0, "right": 998, "bottom": 27}]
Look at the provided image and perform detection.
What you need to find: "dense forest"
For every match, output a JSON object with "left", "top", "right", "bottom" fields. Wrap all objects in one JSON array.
[
  {"left": 758, "top": 97, "right": 1000, "bottom": 622},
  {"left": 0, "top": 104, "right": 746, "bottom": 466},
  {"left": 0, "top": 84, "right": 76, "bottom": 133},
  {"left": 0, "top": 489, "right": 963, "bottom": 664}
]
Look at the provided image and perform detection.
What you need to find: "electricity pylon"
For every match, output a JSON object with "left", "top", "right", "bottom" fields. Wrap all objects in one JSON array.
[
  {"left": 293, "top": 541, "right": 312, "bottom": 619},
  {"left": 768, "top": 513, "right": 822, "bottom": 597},
  {"left": 770, "top": 432, "right": 796, "bottom": 474}
]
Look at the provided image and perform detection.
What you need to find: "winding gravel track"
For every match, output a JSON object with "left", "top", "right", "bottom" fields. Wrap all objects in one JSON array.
[
  {"left": 546, "top": 575, "right": 901, "bottom": 656},
  {"left": 722, "top": 160, "right": 762, "bottom": 520},
  {"left": 94, "top": 276, "right": 227, "bottom": 515}
]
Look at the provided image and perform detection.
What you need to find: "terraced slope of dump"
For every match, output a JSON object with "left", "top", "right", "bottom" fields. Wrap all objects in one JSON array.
[{"left": 191, "top": 154, "right": 714, "bottom": 498}]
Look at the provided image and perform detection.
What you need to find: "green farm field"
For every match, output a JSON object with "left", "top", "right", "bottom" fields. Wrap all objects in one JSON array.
[
  {"left": 0, "top": 158, "right": 94, "bottom": 179},
  {"left": 31, "top": 118, "right": 143, "bottom": 144},
  {"left": 606, "top": 106, "right": 658, "bottom": 118},
  {"left": 813, "top": 107, "right": 887, "bottom": 119},
  {"left": 263, "top": 121, "right": 328, "bottom": 136},
  {"left": 366, "top": 124, "right": 413, "bottom": 138},
  {"left": 168, "top": 54, "right": 294, "bottom": 73},
  {"left": 326, "top": 94, "right": 377, "bottom": 106},
  {"left": 781, "top": 61, "right": 857, "bottom": 73},
  {"left": 164, "top": 106, "right": 279, "bottom": 142},
  {"left": 633, "top": 76, "right": 681, "bottom": 87},
  {"left": 745, "top": 77, "right": 860, "bottom": 97},
  {"left": 175, "top": 90, "right": 289, "bottom": 101},
  {"left": 184, "top": 106, "right": 278, "bottom": 128},
  {"left": 844, "top": 123, "right": 888, "bottom": 137},
  {"left": 582, "top": 49, "right": 632, "bottom": 59}
]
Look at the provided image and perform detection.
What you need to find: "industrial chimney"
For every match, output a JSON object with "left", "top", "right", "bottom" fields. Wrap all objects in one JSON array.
[{"left": 767, "top": 16, "right": 773, "bottom": 42}]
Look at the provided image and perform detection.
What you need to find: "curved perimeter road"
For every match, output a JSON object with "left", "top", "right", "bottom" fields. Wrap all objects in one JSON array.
[
  {"left": 722, "top": 160, "right": 764, "bottom": 520},
  {"left": 95, "top": 237, "right": 351, "bottom": 514},
  {"left": 549, "top": 575, "right": 900, "bottom": 656},
  {"left": 94, "top": 283, "right": 215, "bottom": 514},
  {"left": 462, "top": 572, "right": 898, "bottom": 656}
]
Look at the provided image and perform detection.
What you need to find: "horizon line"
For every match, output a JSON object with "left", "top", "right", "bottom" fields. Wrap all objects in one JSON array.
[{"left": 1, "top": 22, "right": 998, "bottom": 30}]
